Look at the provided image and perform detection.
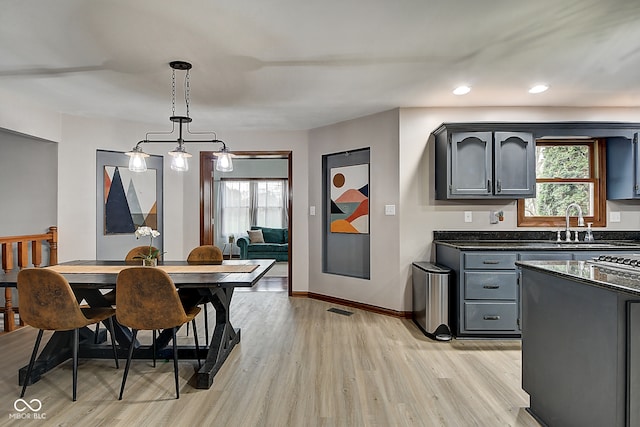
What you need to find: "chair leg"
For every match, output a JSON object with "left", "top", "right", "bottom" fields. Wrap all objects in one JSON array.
[
  {"left": 21, "top": 329, "right": 44, "bottom": 398},
  {"left": 106, "top": 317, "right": 119, "bottom": 369},
  {"left": 191, "top": 318, "right": 201, "bottom": 369},
  {"left": 172, "top": 327, "right": 179, "bottom": 399},
  {"left": 94, "top": 322, "right": 100, "bottom": 344},
  {"left": 118, "top": 329, "right": 138, "bottom": 400},
  {"left": 204, "top": 306, "right": 209, "bottom": 346},
  {"left": 72, "top": 328, "right": 79, "bottom": 401},
  {"left": 152, "top": 330, "right": 157, "bottom": 368}
]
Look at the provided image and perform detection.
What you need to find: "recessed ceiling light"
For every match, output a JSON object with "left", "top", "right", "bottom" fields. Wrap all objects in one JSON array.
[
  {"left": 453, "top": 86, "right": 471, "bottom": 95},
  {"left": 529, "top": 84, "right": 549, "bottom": 94}
]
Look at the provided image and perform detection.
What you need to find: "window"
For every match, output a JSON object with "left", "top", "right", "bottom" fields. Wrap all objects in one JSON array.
[
  {"left": 517, "top": 139, "right": 606, "bottom": 227},
  {"left": 218, "top": 179, "right": 288, "bottom": 241}
]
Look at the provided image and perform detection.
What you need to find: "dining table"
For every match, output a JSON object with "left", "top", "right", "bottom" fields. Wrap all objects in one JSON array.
[{"left": 0, "top": 258, "right": 275, "bottom": 390}]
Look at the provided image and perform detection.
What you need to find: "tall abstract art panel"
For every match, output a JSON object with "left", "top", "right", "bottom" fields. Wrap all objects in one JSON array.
[
  {"left": 96, "top": 150, "right": 163, "bottom": 260},
  {"left": 322, "top": 148, "right": 370, "bottom": 279}
]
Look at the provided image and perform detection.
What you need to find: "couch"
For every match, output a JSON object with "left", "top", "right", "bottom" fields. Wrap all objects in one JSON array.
[{"left": 237, "top": 226, "right": 288, "bottom": 262}]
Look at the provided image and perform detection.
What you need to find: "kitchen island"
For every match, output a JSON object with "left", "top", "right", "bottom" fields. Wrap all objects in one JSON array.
[{"left": 517, "top": 259, "right": 640, "bottom": 427}]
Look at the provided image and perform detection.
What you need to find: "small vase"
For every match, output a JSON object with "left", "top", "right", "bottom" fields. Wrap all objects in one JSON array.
[{"left": 143, "top": 258, "right": 157, "bottom": 267}]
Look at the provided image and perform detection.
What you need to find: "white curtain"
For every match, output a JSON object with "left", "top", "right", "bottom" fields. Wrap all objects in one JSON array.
[{"left": 219, "top": 179, "right": 288, "bottom": 244}]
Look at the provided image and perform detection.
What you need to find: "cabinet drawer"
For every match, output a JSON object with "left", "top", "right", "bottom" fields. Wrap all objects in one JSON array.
[
  {"left": 464, "top": 271, "right": 517, "bottom": 300},
  {"left": 464, "top": 302, "right": 518, "bottom": 331},
  {"left": 464, "top": 253, "right": 516, "bottom": 269}
]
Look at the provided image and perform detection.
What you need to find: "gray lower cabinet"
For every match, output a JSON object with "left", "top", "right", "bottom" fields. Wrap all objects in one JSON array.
[{"left": 434, "top": 244, "right": 635, "bottom": 338}]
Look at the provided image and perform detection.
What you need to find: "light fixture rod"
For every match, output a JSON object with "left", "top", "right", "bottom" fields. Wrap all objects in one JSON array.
[{"left": 128, "top": 60, "right": 232, "bottom": 172}]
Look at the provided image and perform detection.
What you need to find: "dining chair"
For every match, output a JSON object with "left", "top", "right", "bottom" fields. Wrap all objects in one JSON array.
[
  {"left": 95, "top": 244, "right": 163, "bottom": 333},
  {"left": 17, "top": 268, "right": 119, "bottom": 401},
  {"left": 115, "top": 267, "right": 201, "bottom": 399},
  {"left": 125, "top": 245, "right": 160, "bottom": 262},
  {"left": 185, "top": 245, "right": 223, "bottom": 345}
]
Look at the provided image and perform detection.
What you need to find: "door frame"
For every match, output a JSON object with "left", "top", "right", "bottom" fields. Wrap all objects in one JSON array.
[{"left": 199, "top": 151, "right": 293, "bottom": 295}]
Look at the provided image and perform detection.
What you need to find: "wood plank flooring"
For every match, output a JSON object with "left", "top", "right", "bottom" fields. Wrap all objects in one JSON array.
[{"left": 0, "top": 282, "right": 538, "bottom": 426}]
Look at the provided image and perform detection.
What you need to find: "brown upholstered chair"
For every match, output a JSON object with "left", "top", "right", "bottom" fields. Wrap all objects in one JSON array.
[
  {"left": 186, "top": 245, "right": 223, "bottom": 264},
  {"left": 125, "top": 245, "right": 160, "bottom": 262},
  {"left": 185, "top": 245, "right": 223, "bottom": 345},
  {"left": 115, "top": 267, "right": 201, "bottom": 399},
  {"left": 17, "top": 268, "right": 119, "bottom": 401}
]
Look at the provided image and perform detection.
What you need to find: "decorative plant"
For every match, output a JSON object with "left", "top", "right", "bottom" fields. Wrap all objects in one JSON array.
[{"left": 134, "top": 226, "right": 162, "bottom": 260}]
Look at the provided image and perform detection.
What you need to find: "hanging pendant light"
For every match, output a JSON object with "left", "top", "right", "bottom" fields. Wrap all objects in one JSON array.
[{"left": 126, "top": 61, "right": 233, "bottom": 173}]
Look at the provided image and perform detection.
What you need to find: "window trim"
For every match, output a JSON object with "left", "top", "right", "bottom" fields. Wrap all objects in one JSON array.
[{"left": 517, "top": 139, "right": 607, "bottom": 227}]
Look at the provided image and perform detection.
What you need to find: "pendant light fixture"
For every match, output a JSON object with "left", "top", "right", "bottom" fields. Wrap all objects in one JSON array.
[{"left": 126, "top": 61, "right": 233, "bottom": 173}]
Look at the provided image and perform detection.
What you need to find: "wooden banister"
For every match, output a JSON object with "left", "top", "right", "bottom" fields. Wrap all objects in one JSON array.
[{"left": 1, "top": 226, "right": 58, "bottom": 332}]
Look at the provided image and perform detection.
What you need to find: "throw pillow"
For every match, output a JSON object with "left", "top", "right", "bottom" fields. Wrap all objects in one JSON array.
[{"left": 247, "top": 229, "right": 265, "bottom": 243}]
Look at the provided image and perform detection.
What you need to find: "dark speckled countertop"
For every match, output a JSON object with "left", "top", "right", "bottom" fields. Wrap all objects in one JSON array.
[
  {"left": 434, "top": 240, "right": 640, "bottom": 251},
  {"left": 433, "top": 230, "right": 640, "bottom": 251},
  {"left": 516, "top": 260, "right": 640, "bottom": 297}
]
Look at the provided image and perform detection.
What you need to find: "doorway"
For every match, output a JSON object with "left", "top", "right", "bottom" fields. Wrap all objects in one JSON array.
[{"left": 199, "top": 151, "right": 293, "bottom": 295}]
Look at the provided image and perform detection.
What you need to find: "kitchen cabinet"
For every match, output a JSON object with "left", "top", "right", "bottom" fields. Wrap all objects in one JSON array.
[
  {"left": 434, "top": 126, "right": 535, "bottom": 199},
  {"left": 434, "top": 244, "right": 636, "bottom": 338},
  {"left": 606, "top": 132, "right": 640, "bottom": 199}
]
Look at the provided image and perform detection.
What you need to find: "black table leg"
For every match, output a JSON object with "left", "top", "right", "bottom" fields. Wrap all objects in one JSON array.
[{"left": 196, "top": 286, "right": 240, "bottom": 389}]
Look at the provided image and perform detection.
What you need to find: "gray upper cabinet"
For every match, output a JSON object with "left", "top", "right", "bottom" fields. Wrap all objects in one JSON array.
[
  {"left": 606, "top": 132, "right": 640, "bottom": 199},
  {"left": 435, "top": 125, "right": 535, "bottom": 199}
]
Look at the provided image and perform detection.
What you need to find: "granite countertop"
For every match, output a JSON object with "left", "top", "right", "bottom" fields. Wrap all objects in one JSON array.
[
  {"left": 516, "top": 260, "right": 640, "bottom": 297},
  {"left": 434, "top": 240, "right": 640, "bottom": 251},
  {"left": 433, "top": 230, "right": 640, "bottom": 251}
]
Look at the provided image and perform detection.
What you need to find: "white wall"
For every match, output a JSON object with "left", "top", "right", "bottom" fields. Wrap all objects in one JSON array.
[{"left": 308, "top": 110, "right": 402, "bottom": 311}]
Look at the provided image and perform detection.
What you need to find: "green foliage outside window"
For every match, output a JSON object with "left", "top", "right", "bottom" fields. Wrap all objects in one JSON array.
[{"left": 524, "top": 145, "right": 592, "bottom": 217}]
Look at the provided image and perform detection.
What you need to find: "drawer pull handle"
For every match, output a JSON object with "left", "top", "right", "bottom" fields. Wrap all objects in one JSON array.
[
  {"left": 483, "top": 315, "right": 501, "bottom": 321},
  {"left": 482, "top": 260, "right": 500, "bottom": 264},
  {"left": 483, "top": 284, "right": 500, "bottom": 289}
]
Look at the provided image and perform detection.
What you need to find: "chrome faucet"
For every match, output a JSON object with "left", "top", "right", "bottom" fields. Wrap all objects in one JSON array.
[{"left": 565, "top": 203, "right": 585, "bottom": 242}]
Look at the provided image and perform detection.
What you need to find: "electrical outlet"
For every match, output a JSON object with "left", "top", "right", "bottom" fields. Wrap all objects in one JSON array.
[
  {"left": 610, "top": 211, "right": 621, "bottom": 223},
  {"left": 464, "top": 211, "right": 473, "bottom": 223},
  {"left": 490, "top": 211, "right": 499, "bottom": 224},
  {"left": 309, "top": 206, "right": 316, "bottom": 216}
]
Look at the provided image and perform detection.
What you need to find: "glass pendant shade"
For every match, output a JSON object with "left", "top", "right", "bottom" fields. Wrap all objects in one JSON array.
[
  {"left": 126, "top": 149, "right": 149, "bottom": 172},
  {"left": 216, "top": 150, "right": 233, "bottom": 172},
  {"left": 169, "top": 145, "right": 192, "bottom": 172}
]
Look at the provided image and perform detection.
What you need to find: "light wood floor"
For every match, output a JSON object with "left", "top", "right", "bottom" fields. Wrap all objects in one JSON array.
[{"left": 0, "top": 282, "right": 538, "bottom": 427}]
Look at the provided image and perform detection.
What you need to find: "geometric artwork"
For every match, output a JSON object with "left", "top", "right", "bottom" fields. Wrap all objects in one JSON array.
[
  {"left": 104, "top": 166, "right": 157, "bottom": 234},
  {"left": 330, "top": 163, "right": 369, "bottom": 234}
]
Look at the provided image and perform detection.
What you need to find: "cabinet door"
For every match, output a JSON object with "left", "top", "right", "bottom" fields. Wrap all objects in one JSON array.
[
  {"left": 449, "top": 132, "right": 492, "bottom": 196},
  {"left": 493, "top": 132, "right": 535, "bottom": 197},
  {"left": 634, "top": 133, "right": 640, "bottom": 196}
]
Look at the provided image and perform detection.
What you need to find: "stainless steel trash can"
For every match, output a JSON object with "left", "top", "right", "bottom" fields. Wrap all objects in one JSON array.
[{"left": 412, "top": 262, "right": 451, "bottom": 341}]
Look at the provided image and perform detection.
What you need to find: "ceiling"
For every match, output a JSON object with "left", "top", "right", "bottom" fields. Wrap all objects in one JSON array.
[{"left": 2, "top": 0, "right": 640, "bottom": 131}]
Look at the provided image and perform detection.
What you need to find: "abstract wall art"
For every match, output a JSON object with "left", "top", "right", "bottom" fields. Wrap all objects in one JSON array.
[
  {"left": 96, "top": 150, "right": 163, "bottom": 260},
  {"left": 103, "top": 166, "right": 157, "bottom": 234},
  {"left": 330, "top": 164, "right": 369, "bottom": 233}
]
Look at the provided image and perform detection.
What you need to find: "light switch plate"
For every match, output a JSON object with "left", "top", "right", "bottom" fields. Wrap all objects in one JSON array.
[
  {"left": 309, "top": 206, "right": 316, "bottom": 216},
  {"left": 464, "top": 211, "right": 473, "bottom": 223},
  {"left": 610, "top": 211, "right": 621, "bottom": 223},
  {"left": 384, "top": 204, "right": 396, "bottom": 216}
]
